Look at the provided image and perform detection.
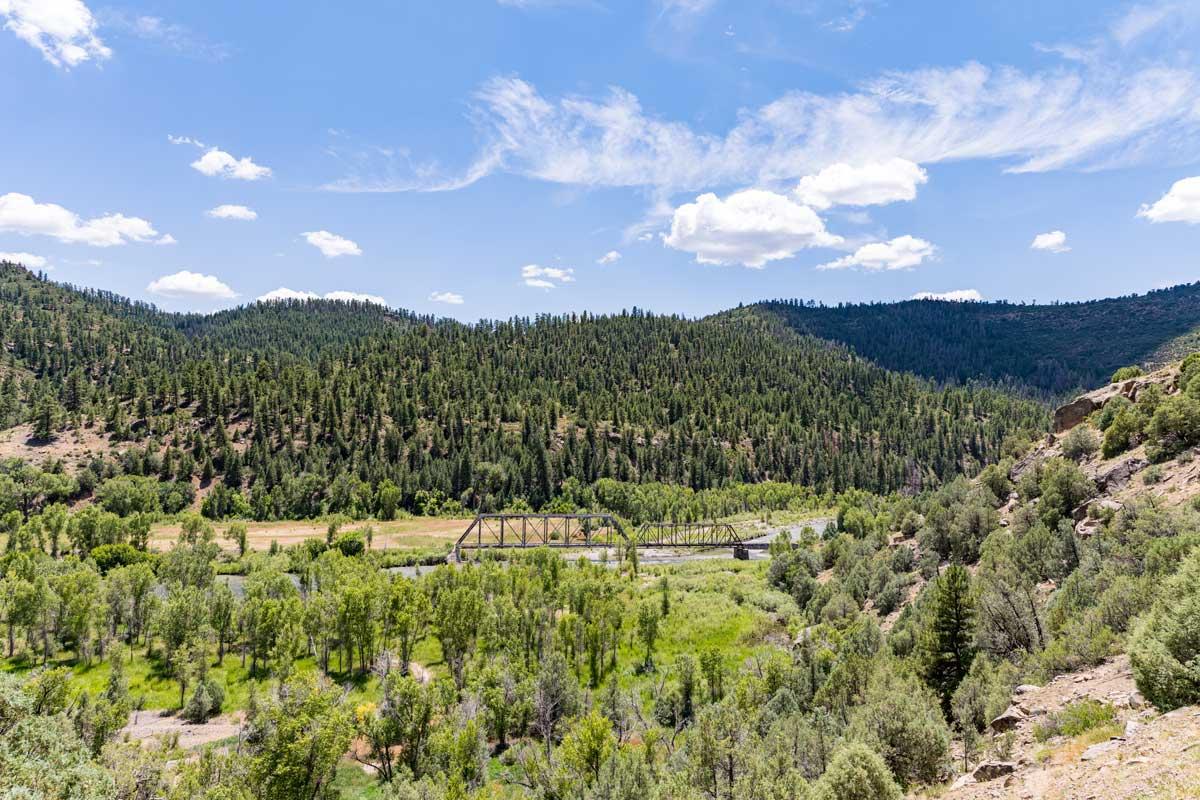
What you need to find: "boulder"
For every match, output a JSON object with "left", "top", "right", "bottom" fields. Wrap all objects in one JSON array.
[
  {"left": 1014, "top": 683, "right": 1042, "bottom": 695},
  {"left": 1096, "top": 458, "right": 1149, "bottom": 492},
  {"left": 1075, "top": 517, "right": 1104, "bottom": 539},
  {"left": 990, "top": 705, "right": 1026, "bottom": 732},
  {"left": 971, "top": 761, "right": 1017, "bottom": 782},
  {"left": 1080, "top": 739, "right": 1122, "bottom": 761},
  {"left": 1054, "top": 396, "right": 1096, "bottom": 433}
]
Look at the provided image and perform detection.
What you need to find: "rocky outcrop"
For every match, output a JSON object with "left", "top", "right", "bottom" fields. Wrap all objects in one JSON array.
[
  {"left": 1054, "top": 396, "right": 1098, "bottom": 433},
  {"left": 1052, "top": 368, "right": 1178, "bottom": 433},
  {"left": 1096, "top": 457, "right": 1149, "bottom": 492},
  {"left": 971, "top": 761, "right": 1016, "bottom": 781}
]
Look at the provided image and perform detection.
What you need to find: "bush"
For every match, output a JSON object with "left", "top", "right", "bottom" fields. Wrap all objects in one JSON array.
[
  {"left": 182, "top": 678, "right": 225, "bottom": 723},
  {"left": 1032, "top": 699, "right": 1115, "bottom": 742},
  {"left": 1101, "top": 406, "right": 1144, "bottom": 457},
  {"left": 1130, "top": 548, "right": 1200, "bottom": 710},
  {"left": 812, "top": 743, "right": 901, "bottom": 800},
  {"left": 89, "top": 543, "right": 148, "bottom": 573},
  {"left": 334, "top": 531, "right": 365, "bottom": 557},
  {"left": 1111, "top": 366, "right": 1144, "bottom": 383},
  {"left": 1147, "top": 395, "right": 1200, "bottom": 461},
  {"left": 848, "top": 672, "right": 949, "bottom": 786},
  {"left": 1061, "top": 425, "right": 1100, "bottom": 461}
]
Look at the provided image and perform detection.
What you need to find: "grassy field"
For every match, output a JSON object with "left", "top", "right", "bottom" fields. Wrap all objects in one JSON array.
[{"left": 148, "top": 516, "right": 474, "bottom": 554}]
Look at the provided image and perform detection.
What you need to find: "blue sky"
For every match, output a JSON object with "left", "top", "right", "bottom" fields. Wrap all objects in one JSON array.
[{"left": 2, "top": 0, "right": 1200, "bottom": 320}]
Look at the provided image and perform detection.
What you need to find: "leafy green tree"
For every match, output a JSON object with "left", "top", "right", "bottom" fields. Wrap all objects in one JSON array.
[
  {"left": 812, "top": 743, "right": 901, "bottom": 800},
  {"left": 920, "top": 564, "right": 976, "bottom": 709},
  {"left": 1130, "top": 548, "right": 1200, "bottom": 710},
  {"left": 245, "top": 673, "right": 354, "bottom": 800},
  {"left": 637, "top": 601, "right": 660, "bottom": 671}
]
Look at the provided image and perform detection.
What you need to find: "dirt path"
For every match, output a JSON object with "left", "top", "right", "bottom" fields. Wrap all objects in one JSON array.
[{"left": 121, "top": 710, "right": 243, "bottom": 749}]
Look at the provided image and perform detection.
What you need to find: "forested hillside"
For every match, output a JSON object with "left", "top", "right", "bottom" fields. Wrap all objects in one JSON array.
[
  {"left": 0, "top": 262, "right": 1042, "bottom": 520},
  {"left": 746, "top": 283, "right": 1200, "bottom": 395}
]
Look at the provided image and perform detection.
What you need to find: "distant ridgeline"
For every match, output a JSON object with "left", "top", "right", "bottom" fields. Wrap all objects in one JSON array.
[
  {"left": 744, "top": 283, "right": 1200, "bottom": 397},
  {"left": 0, "top": 262, "right": 1047, "bottom": 519}
]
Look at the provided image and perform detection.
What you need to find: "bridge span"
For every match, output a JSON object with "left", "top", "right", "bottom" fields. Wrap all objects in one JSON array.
[{"left": 453, "top": 513, "right": 766, "bottom": 560}]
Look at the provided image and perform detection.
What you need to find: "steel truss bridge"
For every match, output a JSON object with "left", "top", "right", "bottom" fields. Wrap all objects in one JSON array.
[{"left": 453, "top": 513, "right": 764, "bottom": 560}]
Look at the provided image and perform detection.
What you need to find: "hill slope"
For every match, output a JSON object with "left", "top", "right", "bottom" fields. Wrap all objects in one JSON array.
[
  {"left": 745, "top": 283, "right": 1200, "bottom": 395},
  {"left": 0, "top": 262, "right": 1042, "bottom": 518}
]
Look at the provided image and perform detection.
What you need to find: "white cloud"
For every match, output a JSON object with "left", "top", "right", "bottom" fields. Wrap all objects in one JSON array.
[
  {"left": 206, "top": 204, "right": 258, "bottom": 221},
  {"left": 103, "top": 12, "right": 229, "bottom": 61},
  {"left": 429, "top": 291, "right": 464, "bottom": 304},
  {"left": 794, "top": 158, "right": 927, "bottom": 210},
  {"left": 155, "top": 234, "right": 177, "bottom": 246},
  {"left": 1137, "top": 176, "right": 1200, "bottom": 223},
  {"left": 522, "top": 264, "right": 575, "bottom": 288},
  {"left": 0, "top": 0, "right": 110, "bottom": 68},
  {"left": 191, "top": 148, "right": 272, "bottom": 181},
  {"left": 168, "top": 134, "right": 205, "bottom": 147},
  {"left": 0, "top": 251, "right": 47, "bottom": 268},
  {"left": 663, "top": 189, "right": 843, "bottom": 268},
  {"left": 257, "top": 287, "right": 319, "bottom": 302},
  {"left": 912, "top": 289, "right": 983, "bottom": 302},
  {"left": 324, "top": 290, "right": 387, "bottom": 305},
  {"left": 817, "top": 235, "right": 935, "bottom": 271},
  {"left": 0, "top": 192, "right": 165, "bottom": 247},
  {"left": 302, "top": 230, "right": 362, "bottom": 258},
  {"left": 597, "top": 250, "right": 622, "bottom": 264},
  {"left": 146, "top": 270, "right": 237, "bottom": 300},
  {"left": 257, "top": 287, "right": 386, "bottom": 305},
  {"left": 1030, "top": 230, "right": 1070, "bottom": 252},
  {"left": 349, "top": 31, "right": 1200, "bottom": 195}
]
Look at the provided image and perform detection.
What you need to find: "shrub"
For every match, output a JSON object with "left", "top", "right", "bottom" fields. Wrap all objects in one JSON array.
[
  {"left": 1130, "top": 548, "right": 1200, "bottom": 710},
  {"left": 951, "top": 655, "right": 1017, "bottom": 735},
  {"left": 848, "top": 672, "right": 950, "bottom": 786},
  {"left": 1111, "top": 366, "right": 1144, "bottom": 383},
  {"left": 1033, "top": 699, "right": 1115, "bottom": 742},
  {"left": 1061, "top": 425, "right": 1101, "bottom": 461},
  {"left": 182, "top": 678, "right": 225, "bottom": 723},
  {"left": 1101, "top": 406, "right": 1144, "bottom": 458},
  {"left": 1096, "top": 396, "right": 1132, "bottom": 432},
  {"left": 90, "top": 543, "right": 148, "bottom": 573},
  {"left": 334, "top": 531, "right": 365, "bottom": 557},
  {"left": 1147, "top": 395, "right": 1200, "bottom": 461},
  {"left": 812, "top": 743, "right": 901, "bottom": 800}
]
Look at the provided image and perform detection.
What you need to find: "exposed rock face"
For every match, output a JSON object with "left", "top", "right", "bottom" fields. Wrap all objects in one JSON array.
[
  {"left": 1075, "top": 517, "right": 1104, "bottom": 538},
  {"left": 971, "top": 761, "right": 1016, "bottom": 782},
  {"left": 1054, "top": 396, "right": 1097, "bottom": 433},
  {"left": 1096, "top": 458, "right": 1149, "bottom": 492},
  {"left": 1052, "top": 367, "right": 1178, "bottom": 434}
]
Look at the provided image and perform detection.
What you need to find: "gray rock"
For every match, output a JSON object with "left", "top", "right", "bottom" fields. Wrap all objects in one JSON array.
[
  {"left": 1096, "top": 458, "right": 1149, "bottom": 492},
  {"left": 971, "top": 761, "right": 1017, "bottom": 782},
  {"left": 990, "top": 705, "right": 1026, "bottom": 732},
  {"left": 1054, "top": 397, "right": 1096, "bottom": 433},
  {"left": 1080, "top": 739, "right": 1122, "bottom": 761}
]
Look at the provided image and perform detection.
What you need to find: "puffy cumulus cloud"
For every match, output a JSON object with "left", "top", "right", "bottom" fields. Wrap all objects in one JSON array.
[
  {"left": 664, "top": 189, "right": 843, "bottom": 268},
  {"left": 816, "top": 235, "right": 935, "bottom": 271},
  {"left": 191, "top": 148, "right": 272, "bottom": 181},
  {"left": 324, "top": 290, "right": 387, "bottom": 305},
  {"left": 0, "top": 251, "right": 48, "bottom": 268},
  {"left": 257, "top": 287, "right": 319, "bottom": 302},
  {"left": 155, "top": 234, "right": 177, "bottom": 245},
  {"left": 146, "top": 270, "right": 237, "bottom": 300},
  {"left": 794, "top": 159, "right": 927, "bottom": 210},
  {"left": 1030, "top": 230, "right": 1070, "bottom": 252},
  {"left": 429, "top": 291, "right": 464, "bottom": 304},
  {"left": 206, "top": 204, "right": 258, "bottom": 221},
  {"left": 0, "top": 192, "right": 165, "bottom": 247},
  {"left": 521, "top": 264, "right": 575, "bottom": 289},
  {"left": 912, "top": 289, "right": 983, "bottom": 302},
  {"left": 257, "top": 287, "right": 386, "bottom": 305},
  {"left": 1137, "top": 176, "right": 1200, "bottom": 223},
  {"left": 0, "top": 0, "right": 110, "bottom": 68},
  {"left": 597, "top": 250, "right": 622, "bottom": 264},
  {"left": 302, "top": 230, "right": 361, "bottom": 258}
]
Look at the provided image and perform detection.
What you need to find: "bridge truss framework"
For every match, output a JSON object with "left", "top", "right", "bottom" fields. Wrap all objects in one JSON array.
[{"left": 453, "top": 513, "right": 760, "bottom": 560}]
